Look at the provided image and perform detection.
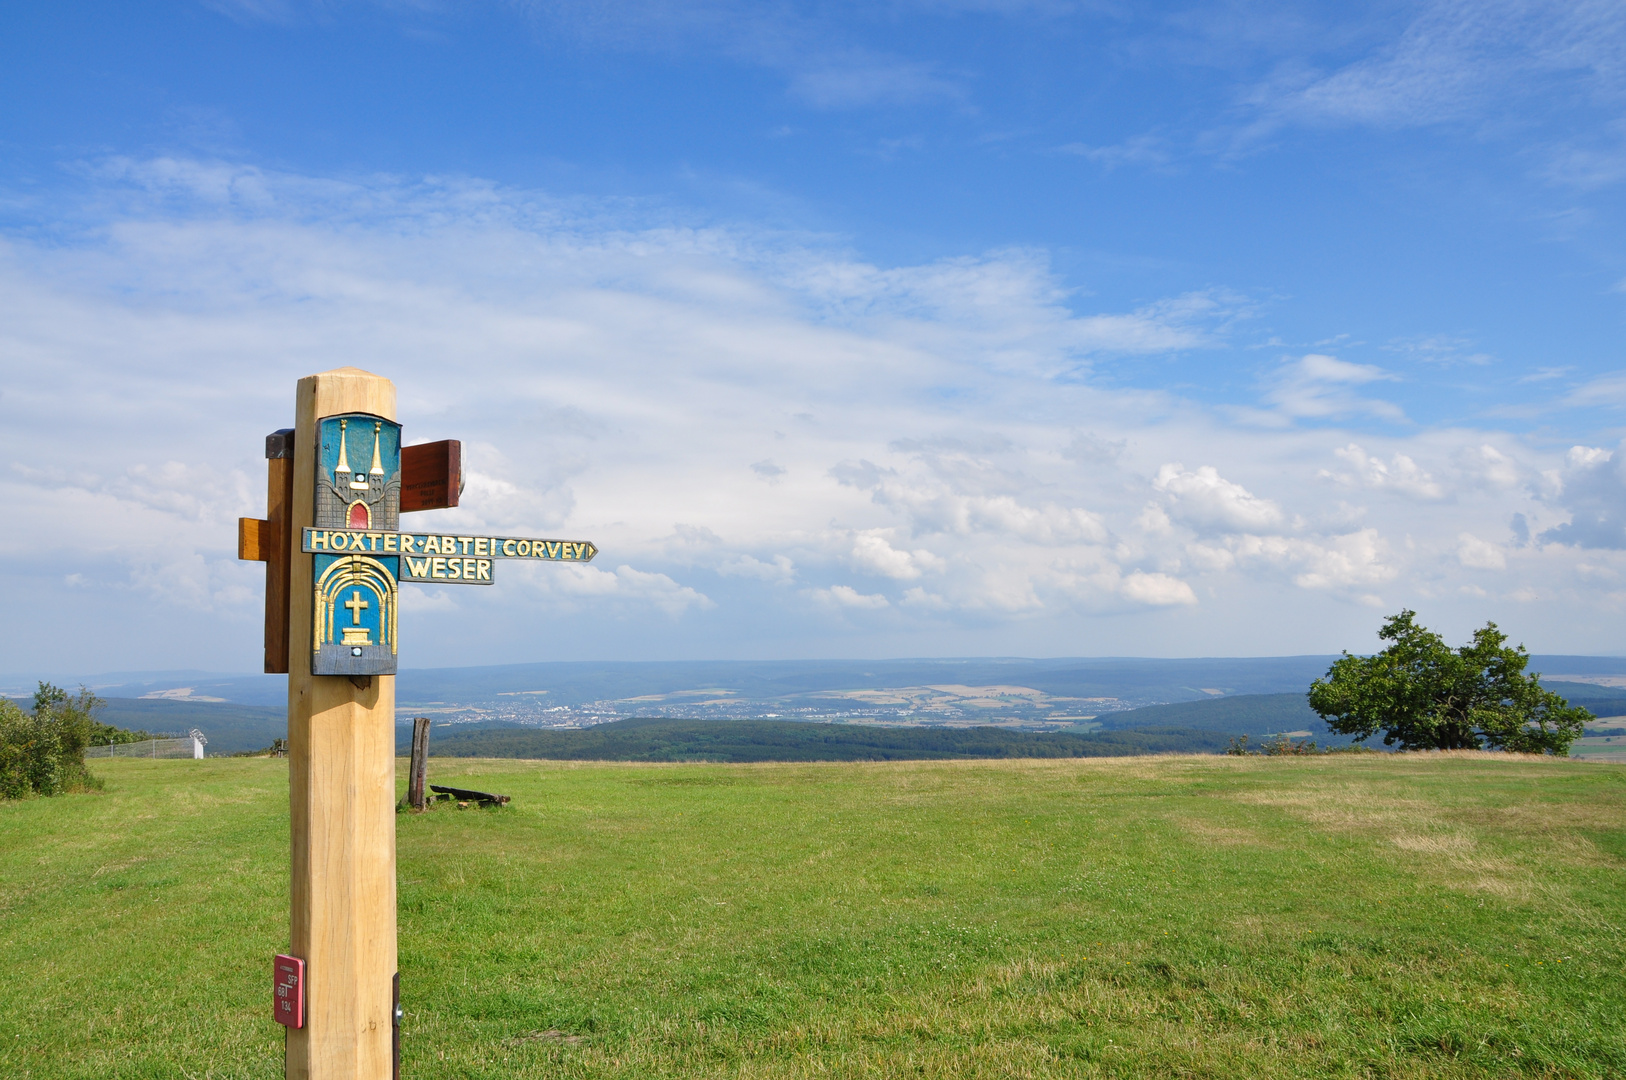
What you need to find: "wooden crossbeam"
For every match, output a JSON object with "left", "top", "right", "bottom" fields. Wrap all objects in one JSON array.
[
  {"left": 238, "top": 516, "right": 275, "bottom": 561},
  {"left": 237, "top": 428, "right": 296, "bottom": 674}
]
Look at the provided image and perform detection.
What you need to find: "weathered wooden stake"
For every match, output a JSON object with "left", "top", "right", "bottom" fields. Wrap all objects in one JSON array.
[
  {"left": 285, "top": 367, "right": 397, "bottom": 1080},
  {"left": 264, "top": 429, "right": 295, "bottom": 674},
  {"left": 407, "top": 718, "right": 431, "bottom": 811}
]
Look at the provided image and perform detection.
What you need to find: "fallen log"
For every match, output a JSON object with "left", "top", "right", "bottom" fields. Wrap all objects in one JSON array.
[{"left": 429, "top": 784, "right": 510, "bottom": 807}]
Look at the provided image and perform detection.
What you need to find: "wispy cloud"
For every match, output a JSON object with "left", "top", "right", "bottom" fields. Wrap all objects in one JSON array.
[
  {"left": 1252, "top": 0, "right": 1626, "bottom": 131},
  {"left": 510, "top": 0, "right": 969, "bottom": 111},
  {"left": 1057, "top": 134, "right": 1172, "bottom": 171},
  {"left": 1258, "top": 354, "right": 1405, "bottom": 423},
  {"left": 790, "top": 54, "right": 963, "bottom": 109},
  {"left": 1383, "top": 334, "right": 1492, "bottom": 367}
]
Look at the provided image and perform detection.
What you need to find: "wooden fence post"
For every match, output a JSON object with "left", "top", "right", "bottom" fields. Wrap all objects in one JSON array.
[{"left": 408, "top": 718, "right": 430, "bottom": 811}]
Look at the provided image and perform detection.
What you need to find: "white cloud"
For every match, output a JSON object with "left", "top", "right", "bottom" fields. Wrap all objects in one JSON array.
[
  {"left": 1134, "top": 503, "right": 1174, "bottom": 535},
  {"left": 809, "top": 584, "right": 890, "bottom": 609},
  {"left": 850, "top": 531, "right": 945, "bottom": 580},
  {"left": 1320, "top": 443, "right": 1445, "bottom": 499},
  {"left": 1262, "top": 354, "right": 1404, "bottom": 422},
  {"left": 1457, "top": 532, "right": 1507, "bottom": 570},
  {"left": 1153, "top": 464, "right": 1285, "bottom": 534},
  {"left": 834, "top": 458, "right": 1112, "bottom": 544},
  {"left": 799, "top": 254, "right": 1238, "bottom": 377},
  {"left": 1121, "top": 571, "right": 1197, "bottom": 606},
  {"left": 1227, "top": 529, "right": 1399, "bottom": 591},
  {"left": 1568, "top": 445, "right": 1612, "bottom": 469},
  {"left": 1456, "top": 444, "right": 1521, "bottom": 490},
  {"left": 900, "top": 586, "right": 950, "bottom": 610},
  {"left": 1537, "top": 438, "right": 1626, "bottom": 549},
  {"left": 718, "top": 553, "right": 797, "bottom": 583},
  {"left": 6, "top": 157, "right": 1626, "bottom": 664},
  {"left": 536, "top": 564, "right": 714, "bottom": 616}
]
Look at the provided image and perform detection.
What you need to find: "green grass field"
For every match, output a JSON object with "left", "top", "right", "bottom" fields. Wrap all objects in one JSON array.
[
  {"left": 2, "top": 753, "right": 1622, "bottom": 1079},
  {"left": 1572, "top": 732, "right": 1626, "bottom": 763}
]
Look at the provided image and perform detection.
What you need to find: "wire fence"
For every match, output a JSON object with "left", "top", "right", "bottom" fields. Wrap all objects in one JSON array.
[{"left": 86, "top": 729, "right": 207, "bottom": 759}]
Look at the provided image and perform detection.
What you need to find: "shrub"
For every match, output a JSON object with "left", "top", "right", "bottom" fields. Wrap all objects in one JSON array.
[
  {"left": 1225, "top": 734, "right": 1323, "bottom": 756},
  {"left": 89, "top": 720, "right": 155, "bottom": 746},
  {"left": 0, "top": 683, "right": 104, "bottom": 798},
  {"left": 232, "top": 738, "right": 288, "bottom": 758}
]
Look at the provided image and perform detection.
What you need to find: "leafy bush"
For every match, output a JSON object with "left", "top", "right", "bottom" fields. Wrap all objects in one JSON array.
[
  {"left": 1225, "top": 734, "right": 1324, "bottom": 756},
  {"left": 89, "top": 719, "right": 155, "bottom": 746},
  {"left": 231, "top": 738, "right": 288, "bottom": 758},
  {"left": 0, "top": 683, "right": 104, "bottom": 798}
]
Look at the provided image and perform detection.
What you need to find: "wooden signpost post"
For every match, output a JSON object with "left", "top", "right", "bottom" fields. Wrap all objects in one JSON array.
[{"left": 239, "top": 367, "right": 597, "bottom": 1080}]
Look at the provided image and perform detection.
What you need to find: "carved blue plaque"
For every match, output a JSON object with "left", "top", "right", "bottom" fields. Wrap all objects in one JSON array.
[{"left": 311, "top": 414, "right": 401, "bottom": 676}]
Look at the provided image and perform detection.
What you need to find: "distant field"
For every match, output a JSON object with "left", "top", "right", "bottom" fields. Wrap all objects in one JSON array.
[
  {"left": 3, "top": 753, "right": 1623, "bottom": 1078},
  {"left": 1572, "top": 734, "right": 1626, "bottom": 762}
]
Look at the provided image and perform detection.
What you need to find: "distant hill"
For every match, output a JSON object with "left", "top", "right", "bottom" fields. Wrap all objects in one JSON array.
[
  {"left": 1534, "top": 680, "right": 1626, "bottom": 718},
  {"left": 19, "top": 653, "right": 1625, "bottom": 714},
  {"left": 94, "top": 698, "right": 286, "bottom": 756},
  {"left": 15, "top": 656, "right": 1350, "bottom": 710},
  {"left": 63, "top": 661, "right": 1626, "bottom": 760},
  {"left": 1094, "top": 684, "right": 1626, "bottom": 741},
  {"left": 418, "top": 717, "right": 1237, "bottom": 762},
  {"left": 385, "top": 655, "right": 1359, "bottom": 709},
  {"left": 1097, "top": 693, "right": 1331, "bottom": 736}
]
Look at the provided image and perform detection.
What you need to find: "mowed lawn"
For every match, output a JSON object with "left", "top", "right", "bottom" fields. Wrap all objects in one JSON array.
[{"left": 1, "top": 754, "right": 1623, "bottom": 1078}]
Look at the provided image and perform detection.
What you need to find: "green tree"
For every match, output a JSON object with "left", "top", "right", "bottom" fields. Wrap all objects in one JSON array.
[
  {"left": 1308, "top": 610, "right": 1590, "bottom": 754},
  {"left": 32, "top": 683, "right": 155, "bottom": 746},
  {"left": 0, "top": 682, "right": 103, "bottom": 798}
]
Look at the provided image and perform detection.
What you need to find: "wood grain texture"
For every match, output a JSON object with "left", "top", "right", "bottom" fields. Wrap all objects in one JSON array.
[
  {"left": 265, "top": 454, "right": 294, "bottom": 674},
  {"left": 407, "top": 718, "right": 430, "bottom": 812},
  {"left": 399, "top": 439, "right": 461, "bottom": 513},
  {"left": 286, "top": 368, "right": 398, "bottom": 1080},
  {"left": 239, "top": 517, "right": 270, "bottom": 562}
]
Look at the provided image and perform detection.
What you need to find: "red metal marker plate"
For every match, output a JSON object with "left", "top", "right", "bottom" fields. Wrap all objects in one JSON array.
[{"left": 274, "top": 954, "right": 305, "bottom": 1029}]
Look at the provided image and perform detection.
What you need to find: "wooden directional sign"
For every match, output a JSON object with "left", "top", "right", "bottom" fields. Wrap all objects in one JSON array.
[
  {"left": 301, "top": 525, "right": 596, "bottom": 674},
  {"left": 399, "top": 440, "right": 462, "bottom": 513},
  {"left": 240, "top": 432, "right": 471, "bottom": 673},
  {"left": 234, "top": 367, "right": 597, "bottom": 1080},
  {"left": 292, "top": 416, "right": 594, "bottom": 676},
  {"left": 302, "top": 528, "right": 597, "bottom": 582}
]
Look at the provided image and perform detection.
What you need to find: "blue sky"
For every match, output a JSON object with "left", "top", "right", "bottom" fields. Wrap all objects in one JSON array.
[{"left": 4, "top": 1, "right": 1626, "bottom": 672}]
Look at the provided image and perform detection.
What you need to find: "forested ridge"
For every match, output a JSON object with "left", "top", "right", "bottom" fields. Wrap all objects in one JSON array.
[{"left": 418, "top": 717, "right": 1237, "bottom": 762}]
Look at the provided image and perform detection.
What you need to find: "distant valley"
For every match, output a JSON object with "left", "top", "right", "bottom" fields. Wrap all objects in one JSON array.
[{"left": 8, "top": 655, "right": 1626, "bottom": 758}]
